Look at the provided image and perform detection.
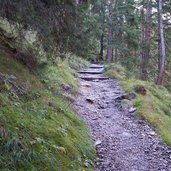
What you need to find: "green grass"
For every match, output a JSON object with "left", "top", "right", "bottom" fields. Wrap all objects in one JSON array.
[
  {"left": 105, "top": 63, "right": 171, "bottom": 146},
  {"left": 38, "top": 60, "right": 79, "bottom": 94},
  {"left": 105, "top": 63, "right": 127, "bottom": 80},
  {"left": 0, "top": 51, "right": 95, "bottom": 170},
  {"left": 67, "top": 55, "right": 90, "bottom": 71}
]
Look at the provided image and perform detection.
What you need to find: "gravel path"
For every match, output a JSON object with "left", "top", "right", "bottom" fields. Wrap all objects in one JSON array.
[{"left": 74, "top": 64, "right": 171, "bottom": 171}]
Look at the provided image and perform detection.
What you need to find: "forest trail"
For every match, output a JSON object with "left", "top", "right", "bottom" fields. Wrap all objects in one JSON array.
[{"left": 74, "top": 64, "right": 171, "bottom": 171}]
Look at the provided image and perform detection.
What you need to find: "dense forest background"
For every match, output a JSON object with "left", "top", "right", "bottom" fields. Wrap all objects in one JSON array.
[{"left": 0, "top": 0, "right": 171, "bottom": 87}]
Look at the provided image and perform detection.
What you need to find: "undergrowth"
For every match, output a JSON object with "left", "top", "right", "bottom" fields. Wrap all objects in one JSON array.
[
  {"left": 67, "top": 55, "right": 90, "bottom": 71},
  {"left": 105, "top": 63, "right": 171, "bottom": 146},
  {"left": 0, "top": 51, "right": 95, "bottom": 170}
]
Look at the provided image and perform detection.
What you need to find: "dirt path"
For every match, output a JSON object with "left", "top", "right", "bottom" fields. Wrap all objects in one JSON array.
[{"left": 74, "top": 64, "right": 171, "bottom": 171}]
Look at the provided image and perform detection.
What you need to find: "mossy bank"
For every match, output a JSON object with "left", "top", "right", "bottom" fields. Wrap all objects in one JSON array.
[{"left": 0, "top": 50, "right": 95, "bottom": 170}]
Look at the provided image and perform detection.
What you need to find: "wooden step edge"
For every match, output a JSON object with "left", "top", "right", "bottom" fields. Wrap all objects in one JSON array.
[
  {"left": 80, "top": 77, "right": 109, "bottom": 81},
  {"left": 79, "top": 71, "right": 103, "bottom": 74},
  {"left": 89, "top": 66, "right": 104, "bottom": 69}
]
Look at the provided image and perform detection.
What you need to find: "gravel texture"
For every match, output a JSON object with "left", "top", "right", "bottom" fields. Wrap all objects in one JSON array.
[{"left": 74, "top": 64, "right": 171, "bottom": 171}]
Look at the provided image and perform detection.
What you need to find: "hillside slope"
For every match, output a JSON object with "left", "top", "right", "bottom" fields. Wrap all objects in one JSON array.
[{"left": 0, "top": 50, "right": 95, "bottom": 170}]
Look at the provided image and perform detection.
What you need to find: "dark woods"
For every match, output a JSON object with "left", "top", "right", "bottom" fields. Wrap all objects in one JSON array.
[
  {"left": 0, "top": 0, "right": 93, "bottom": 58},
  {"left": 92, "top": 0, "right": 171, "bottom": 86},
  {"left": 0, "top": 0, "right": 171, "bottom": 85}
]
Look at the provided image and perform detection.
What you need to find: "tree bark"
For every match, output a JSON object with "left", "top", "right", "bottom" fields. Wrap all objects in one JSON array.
[
  {"left": 140, "top": 5, "right": 146, "bottom": 79},
  {"left": 141, "top": 0, "right": 152, "bottom": 80},
  {"left": 106, "top": 27, "right": 112, "bottom": 62},
  {"left": 156, "top": 0, "right": 166, "bottom": 85},
  {"left": 100, "top": 0, "right": 105, "bottom": 60},
  {"left": 106, "top": 0, "right": 113, "bottom": 62},
  {"left": 115, "top": 48, "right": 118, "bottom": 62},
  {"left": 100, "top": 33, "right": 104, "bottom": 60}
]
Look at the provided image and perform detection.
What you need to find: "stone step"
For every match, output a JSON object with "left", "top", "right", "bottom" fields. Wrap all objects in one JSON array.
[
  {"left": 79, "top": 71, "right": 103, "bottom": 74},
  {"left": 90, "top": 64, "right": 104, "bottom": 69},
  {"left": 80, "top": 76, "right": 109, "bottom": 81},
  {"left": 83, "top": 68, "right": 104, "bottom": 71},
  {"left": 89, "top": 66, "right": 104, "bottom": 69},
  {"left": 79, "top": 68, "right": 104, "bottom": 74}
]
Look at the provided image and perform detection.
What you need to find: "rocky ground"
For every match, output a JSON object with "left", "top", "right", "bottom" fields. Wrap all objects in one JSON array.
[{"left": 74, "top": 64, "right": 171, "bottom": 171}]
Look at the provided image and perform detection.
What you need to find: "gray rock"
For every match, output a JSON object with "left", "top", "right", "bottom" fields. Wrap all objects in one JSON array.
[
  {"left": 92, "top": 117, "right": 98, "bottom": 120},
  {"left": 94, "top": 140, "right": 102, "bottom": 147},
  {"left": 148, "top": 131, "right": 156, "bottom": 136},
  {"left": 60, "top": 83, "right": 72, "bottom": 91},
  {"left": 85, "top": 84, "right": 91, "bottom": 87},
  {"left": 129, "top": 107, "right": 137, "bottom": 113},
  {"left": 115, "top": 92, "right": 136, "bottom": 101},
  {"left": 121, "top": 132, "right": 132, "bottom": 137},
  {"left": 86, "top": 97, "right": 95, "bottom": 103},
  {"left": 98, "top": 101, "right": 108, "bottom": 109}
]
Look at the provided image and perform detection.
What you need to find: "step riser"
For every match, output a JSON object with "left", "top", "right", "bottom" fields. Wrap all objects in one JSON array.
[
  {"left": 80, "top": 77, "right": 109, "bottom": 81},
  {"left": 79, "top": 64, "right": 107, "bottom": 81},
  {"left": 79, "top": 72, "right": 103, "bottom": 74},
  {"left": 89, "top": 67, "right": 104, "bottom": 69}
]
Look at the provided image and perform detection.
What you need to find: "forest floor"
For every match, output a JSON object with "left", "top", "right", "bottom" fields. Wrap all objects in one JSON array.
[{"left": 74, "top": 64, "right": 171, "bottom": 171}]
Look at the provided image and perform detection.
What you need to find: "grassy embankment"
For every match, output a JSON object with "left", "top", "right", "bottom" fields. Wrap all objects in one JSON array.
[
  {"left": 0, "top": 22, "right": 95, "bottom": 170},
  {"left": 105, "top": 63, "right": 171, "bottom": 146}
]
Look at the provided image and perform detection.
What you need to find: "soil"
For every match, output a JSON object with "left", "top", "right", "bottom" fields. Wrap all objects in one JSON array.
[{"left": 74, "top": 64, "right": 171, "bottom": 171}]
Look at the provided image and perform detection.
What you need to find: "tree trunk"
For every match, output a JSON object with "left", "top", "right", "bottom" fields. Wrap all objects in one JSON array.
[
  {"left": 112, "top": 47, "right": 114, "bottom": 61},
  {"left": 99, "top": 0, "right": 105, "bottom": 60},
  {"left": 106, "top": 0, "right": 113, "bottom": 62},
  {"left": 115, "top": 48, "right": 118, "bottom": 62},
  {"left": 100, "top": 33, "right": 104, "bottom": 60},
  {"left": 106, "top": 27, "right": 112, "bottom": 62},
  {"left": 141, "top": 0, "right": 152, "bottom": 80},
  {"left": 140, "top": 6, "right": 146, "bottom": 79},
  {"left": 156, "top": 0, "right": 166, "bottom": 85}
]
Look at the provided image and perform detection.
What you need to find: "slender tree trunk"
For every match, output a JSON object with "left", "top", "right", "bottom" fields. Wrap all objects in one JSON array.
[
  {"left": 106, "top": 0, "right": 113, "bottom": 62},
  {"left": 140, "top": 6, "right": 146, "bottom": 79},
  {"left": 112, "top": 48, "right": 114, "bottom": 61},
  {"left": 141, "top": 0, "right": 152, "bottom": 80},
  {"left": 156, "top": 0, "right": 166, "bottom": 85},
  {"left": 106, "top": 27, "right": 112, "bottom": 62},
  {"left": 100, "top": 33, "right": 104, "bottom": 60},
  {"left": 115, "top": 48, "right": 118, "bottom": 62},
  {"left": 99, "top": 0, "right": 105, "bottom": 60}
]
